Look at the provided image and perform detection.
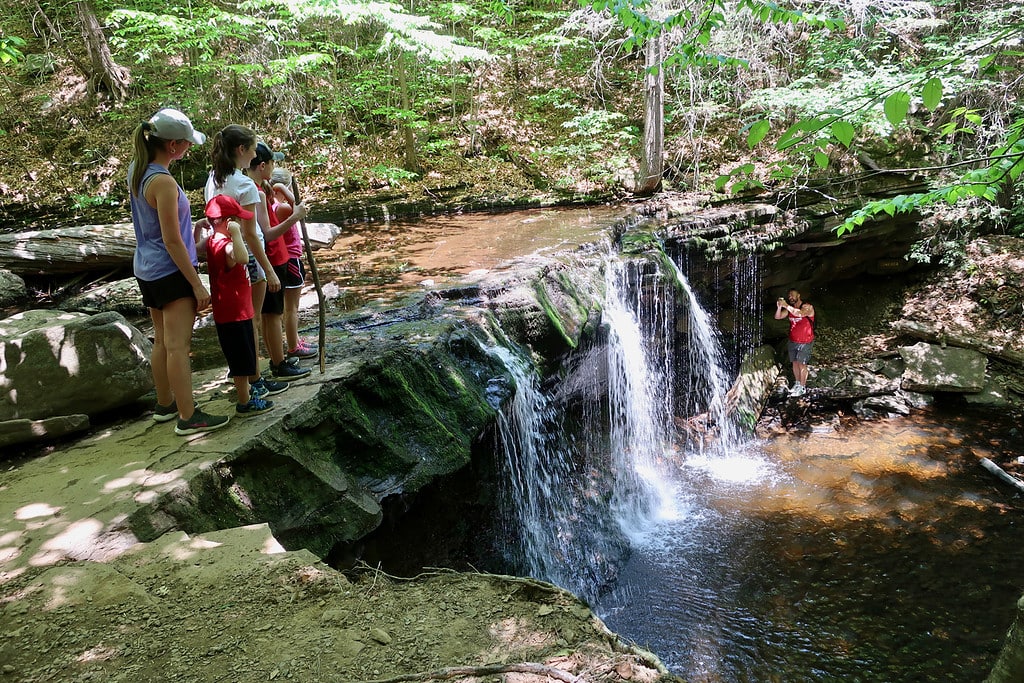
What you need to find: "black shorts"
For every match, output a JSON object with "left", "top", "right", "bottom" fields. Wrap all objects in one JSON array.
[
  {"left": 216, "top": 319, "right": 257, "bottom": 378},
  {"left": 283, "top": 257, "right": 304, "bottom": 289},
  {"left": 137, "top": 270, "right": 195, "bottom": 310},
  {"left": 261, "top": 263, "right": 288, "bottom": 315}
]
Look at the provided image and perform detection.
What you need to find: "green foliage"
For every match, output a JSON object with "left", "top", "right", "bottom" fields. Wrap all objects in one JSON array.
[
  {"left": 369, "top": 164, "right": 419, "bottom": 186},
  {"left": 72, "top": 194, "right": 117, "bottom": 210},
  {"left": 0, "top": 35, "right": 25, "bottom": 64},
  {"left": 837, "top": 124, "right": 1024, "bottom": 236}
]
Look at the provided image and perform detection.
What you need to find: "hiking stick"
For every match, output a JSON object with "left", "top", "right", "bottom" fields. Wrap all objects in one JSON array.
[{"left": 290, "top": 176, "right": 326, "bottom": 373}]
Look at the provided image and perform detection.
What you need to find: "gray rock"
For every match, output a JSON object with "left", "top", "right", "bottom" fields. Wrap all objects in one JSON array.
[
  {"left": 0, "top": 309, "right": 153, "bottom": 421},
  {"left": 863, "top": 393, "right": 911, "bottom": 416},
  {"left": 964, "top": 376, "right": 1012, "bottom": 407},
  {"left": 0, "top": 269, "right": 27, "bottom": 307},
  {"left": 0, "top": 414, "right": 90, "bottom": 448},
  {"left": 898, "top": 342, "right": 987, "bottom": 393}
]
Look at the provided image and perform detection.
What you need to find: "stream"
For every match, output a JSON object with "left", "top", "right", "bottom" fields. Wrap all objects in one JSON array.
[
  {"left": 597, "top": 408, "right": 1024, "bottom": 682},
  {"left": 252, "top": 207, "right": 1024, "bottom": 680}
]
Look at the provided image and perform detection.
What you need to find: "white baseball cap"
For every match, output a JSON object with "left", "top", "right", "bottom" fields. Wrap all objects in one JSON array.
[{"left": 148, "top": 108, "right": 207, "bottom": 145}]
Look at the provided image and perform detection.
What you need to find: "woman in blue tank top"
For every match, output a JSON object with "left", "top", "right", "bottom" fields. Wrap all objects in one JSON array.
[{"left": 128, "top": 108, "right": 228, "bottom": 436}]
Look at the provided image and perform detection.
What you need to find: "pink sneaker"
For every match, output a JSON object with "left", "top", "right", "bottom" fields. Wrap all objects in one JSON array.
[{"left": 286, "top": 340, "right": 319, "bottom": 360}]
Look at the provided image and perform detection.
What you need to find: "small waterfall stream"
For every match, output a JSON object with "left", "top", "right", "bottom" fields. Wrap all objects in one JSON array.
[
  {"left": 489, "top": 250, "right": 744, "bottom": 601},
  {"left": 483, "top": 243, "right": 1019, "bottom": 682},
  {"left": 666, "top": 257, "right": 743, "bottom": 455}
]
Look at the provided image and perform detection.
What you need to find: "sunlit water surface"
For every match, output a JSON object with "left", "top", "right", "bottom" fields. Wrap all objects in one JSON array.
[
  {"left": 315, "top": 206, "right": 631, "bottom": 308},
  {"left": 598, "top": 409, "right": 1024, "bottom": 682}
]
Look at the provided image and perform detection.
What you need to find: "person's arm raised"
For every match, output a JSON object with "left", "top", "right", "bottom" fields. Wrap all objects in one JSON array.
[
  {"left": 225, "top": 221, "right": 249, "bottom": 269},
  {"left": 240, "top": 203, "right": 280, "bottom": 292}
]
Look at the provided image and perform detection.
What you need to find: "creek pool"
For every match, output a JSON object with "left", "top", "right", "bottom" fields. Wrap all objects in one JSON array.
[{"left": 596, "top": 407, "right": 1024, "bottom": 682}]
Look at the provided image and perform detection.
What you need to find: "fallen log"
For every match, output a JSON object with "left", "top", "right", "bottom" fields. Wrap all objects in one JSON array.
[
  {"left": 979, "top": 456, "right": 1024, "bottom": 494},
  {"left": 0, "top": 224, "right": 136, "bottom": 275},
  {"left": 891, "top": 319, "right": 1024, "bottom": 366},
  {"left": 0, "top": 222, "right": 343, "bottom": 277}
]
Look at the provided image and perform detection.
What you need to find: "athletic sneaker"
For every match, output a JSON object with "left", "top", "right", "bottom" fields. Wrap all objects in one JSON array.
[
  {"left": 174, "top": 409, "right": 230, "bottom": 436},
  {"left": 271, "top": 360, "right": 311, "bottom": 381},
  {"left": 790, "top": 383, "right": 805, "bottom": 397},
  {"left": 152, "top": 400, "right": 177, "bottom": 423},
  {"left": 155, "top": 400, "right": 200, "bottom": 422},
  {"left": 251, "top": 376, "right": 289, "bottom": 397},
  {"left": 286, "top": 340, "right": 319, "bottom": 360},
  {"left": 236, "top": 396, "right": 274, "bottom": 415}
]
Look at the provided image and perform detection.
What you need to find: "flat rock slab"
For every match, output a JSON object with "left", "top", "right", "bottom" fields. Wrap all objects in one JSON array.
[{"left": 0, "top": 359, "right": 353, "bottom": 583}]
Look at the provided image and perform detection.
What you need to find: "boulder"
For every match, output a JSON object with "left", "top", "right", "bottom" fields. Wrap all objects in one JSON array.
[
  {"left": 0, "top": 269, "right": 27, "bottom": 308},
  {"left": 0, "top": 309, "right": 153, "bottom": 421},
  {"left": 0, "top": 414, "right": 90, "bottom": 448},
  {"left": 898, "top": 342, "right": 987, "bottom": 393},
  {"left": 963, "top": 376, "right": 1012, "bottom": 407}
]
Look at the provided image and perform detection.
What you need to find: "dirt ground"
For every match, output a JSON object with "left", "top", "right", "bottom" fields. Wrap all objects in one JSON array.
[{"left": 0, "top": 525, "right": 666, "bottom": 683}]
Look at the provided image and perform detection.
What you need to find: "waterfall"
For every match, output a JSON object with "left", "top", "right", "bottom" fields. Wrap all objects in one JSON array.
[
  {"left": 731, "top": 253, "right": 763, "bottom": 371},
  {"left": 665, "top": 258, "right": 743, "bottom": 454},
  {"left": 601, "top": 258, "right": 677, "bottom": 530},
  {"left": 488, "top": 249, "right": 754, "bottom": 600},
  {"left": 488, "top": 343, "right": 572, "bottom": 588}
]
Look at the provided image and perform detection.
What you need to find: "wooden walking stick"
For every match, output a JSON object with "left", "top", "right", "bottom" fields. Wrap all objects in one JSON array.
[{"left": 290, "top": 176, "right": 327, "bottom": 373}]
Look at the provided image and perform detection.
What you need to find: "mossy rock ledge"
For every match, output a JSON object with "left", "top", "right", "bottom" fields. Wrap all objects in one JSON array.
[{"left": 0, "top": 249, "right": 608, "bottom": 579}]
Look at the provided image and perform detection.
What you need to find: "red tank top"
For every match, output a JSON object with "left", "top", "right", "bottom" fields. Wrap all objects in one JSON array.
[
  {"left": 789, "top": 312, "right": 815, "bottom": 344},
  {"left": 263, "top": 189, "right": 289, "bottom": 267}
]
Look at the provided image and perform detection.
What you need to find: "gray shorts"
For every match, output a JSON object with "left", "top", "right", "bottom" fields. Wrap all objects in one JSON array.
[{"left": 789, "top": 341, "right": 813, "bottom": 364}]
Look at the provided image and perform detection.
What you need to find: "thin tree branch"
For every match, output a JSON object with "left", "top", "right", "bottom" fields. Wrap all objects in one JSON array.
[{"left": 349, "top": 662, "right": 584, "bottom": 683}]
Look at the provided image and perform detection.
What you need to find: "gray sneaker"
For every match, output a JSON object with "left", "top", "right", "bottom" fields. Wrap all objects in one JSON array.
[
  {"left": 175, "top": 409, "right": 230, "bottom": 436},
  {"left": 152, "top": 400, "right": 177, "bottom": 423},
  {"left": 251, "top": 376, "right": 289, "bottom": 396},
  {"left": 271, "top": 361, "right": 311, "bottom": 381}
]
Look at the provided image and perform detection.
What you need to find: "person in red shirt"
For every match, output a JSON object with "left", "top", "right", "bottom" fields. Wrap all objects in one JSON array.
[
  {"left": 205, "top": 195, "right": 274, "bottom": 416},
  {"left": 774, "top": 288, "right": 815, "bottom": 396},
  {"left": 247, "top": 142, "right": 311, "bottom": 380}
]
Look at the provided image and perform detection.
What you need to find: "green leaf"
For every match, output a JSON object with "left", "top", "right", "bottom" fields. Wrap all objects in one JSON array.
[
  {"left": 775, "top": 121, "right": 804, "bottom": 150},
  {"left": 746, "top": 119, "right": 770, "bottom": 149},
  {"left": 813, "top": 152, "right": 829, "bottom": 169},
  {"left": 921, "top": 77, "right": 943, "bottom": 110},
  {"left": 714, "top": 175, "right": 730, "bottom": 191},
  {"left": 883, "top": 91, "right": 910, "bottom": 128},
  {"left": 831, "top": 120, "right": 855, "bottom": 147}
]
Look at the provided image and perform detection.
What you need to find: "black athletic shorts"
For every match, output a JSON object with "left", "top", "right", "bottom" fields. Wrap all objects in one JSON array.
[
  {"left": 283, "top": 257, "right": 304, "bottom": 289},
  {"left": 261, "top": 263, "right": 288, "bottom": 315},
  {"left": 217, "top": 318, "right": 257, "bottom": 378},
  {"left": 137, "top": 270, "right": 195, "bottom": 310}
]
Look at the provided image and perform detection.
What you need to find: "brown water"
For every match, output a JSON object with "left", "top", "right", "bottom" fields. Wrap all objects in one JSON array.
[
  {"left": 598, "top": 407, "right": 1024, "bottom": 682},
  {"left": 313, "top": 206, "right": 631, "bottom": 309}
]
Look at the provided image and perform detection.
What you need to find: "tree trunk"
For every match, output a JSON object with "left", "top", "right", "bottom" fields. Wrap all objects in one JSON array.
[
  {"left": 396, "top": 51, "right": 421, "bottom": 174},
  {"left": 634, "top": 34, "right": 664, "bottom": 196},
  {"left": 74, "top": 1, "right": 130, "bottom": 102}
]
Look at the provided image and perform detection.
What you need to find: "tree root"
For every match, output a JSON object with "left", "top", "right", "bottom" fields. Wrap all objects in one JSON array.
[{"left": 350, "top": 662, "right": 583, "bottom": 683}]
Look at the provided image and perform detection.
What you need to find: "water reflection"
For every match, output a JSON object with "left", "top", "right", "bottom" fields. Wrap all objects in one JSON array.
[
  {"left": 315, "top": 206, "right": 630, "bottom": 309},
  {"left": 598, "top": 409, "right": 1024, "bottom": 683}
]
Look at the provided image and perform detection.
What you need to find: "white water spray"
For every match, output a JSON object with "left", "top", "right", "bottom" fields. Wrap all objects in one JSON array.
[{"left": 665, "top": 258, "right": 743, "bottom": 454}]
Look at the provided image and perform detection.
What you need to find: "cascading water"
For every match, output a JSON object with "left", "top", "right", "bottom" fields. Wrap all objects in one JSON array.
[
  {"left": 487, "top": 340, "right": 638, "bottom": 601},
  {"left": 487, "top": 244, "right": 759, "bottom": 598},
  {"left": 487, "top": 343, "right": 577, "bottom": 590},
  {"left": 601, "top": 258, "right": 677, "bottom": 529},
  {"left": 665, "top": 257, "right": 744, "bottom": 455},
  {"left": 731, "top": 252, "right": 763, "bottom": 370}
]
